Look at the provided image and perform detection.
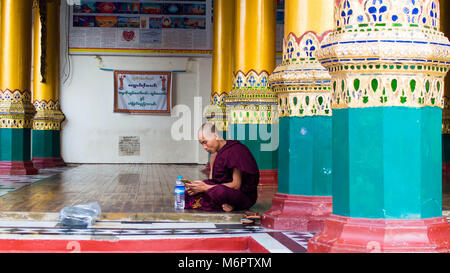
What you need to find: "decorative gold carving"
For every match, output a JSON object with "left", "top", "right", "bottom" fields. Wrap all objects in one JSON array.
[
  {"left": 226, "top": 104, "right": 277, "bottom": 125},
  {"left": 0, "top": 89, "right": 36, "bottom": 129},
  {"left": 318, "top": 0, "right": 450, "bottom": 109},
  {"left": 32, "top": 100, "right": 65, "bottom": 130},
  {"left": 269, "top": 32, "right": 333, "bottom": 117}
]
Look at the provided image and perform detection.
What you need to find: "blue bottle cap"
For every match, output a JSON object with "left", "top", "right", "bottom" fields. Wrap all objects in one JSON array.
[{"left": 177, "top": 176, "right": 182, "bottom": 180}]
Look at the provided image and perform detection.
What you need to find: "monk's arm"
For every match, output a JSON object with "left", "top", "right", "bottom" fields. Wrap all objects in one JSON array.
[
  {"left": 188, "top": 168, "right": 242, "bottom": 194},
  {"left": 222, "top": 168, "right": 242, "bottom": 190},
  {"left": 209, "top": 153, "right": 217, "bottom": 180}
]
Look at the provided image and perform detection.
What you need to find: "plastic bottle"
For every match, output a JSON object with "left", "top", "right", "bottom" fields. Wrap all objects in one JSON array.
[{"left": 174, "top": 175, "right": 185, "bottom": 210}]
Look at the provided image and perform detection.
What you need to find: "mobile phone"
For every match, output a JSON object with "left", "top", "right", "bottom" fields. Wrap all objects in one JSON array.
[{"left": 180, "top": 178, "right": 191, "bottom": 184}]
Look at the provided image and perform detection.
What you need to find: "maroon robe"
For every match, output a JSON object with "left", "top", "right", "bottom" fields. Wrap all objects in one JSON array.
[{"left": 185, "top": 140, "right": 260, "bottom": 212}]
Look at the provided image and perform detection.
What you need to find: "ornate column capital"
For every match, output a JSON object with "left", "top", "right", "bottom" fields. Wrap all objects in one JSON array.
[
  {"left": 32, "top": 99, "right": 65, "bottom": 130},
  {"left": 227, "top": 70, "right": 277, "bottom": 104},
  {"left": 269, "top": 31, "right": 333, "bottom": 117},
  {"left": 226, "top": 70, "right": 278, "bottom": 125},
  {"left": 225, "top": 0, "right": 277, "bottom": 126},
  {"left": 318, "top": 0, "right": 450, "bottom": 109},
  {"left": 0, "top": 89, "right": 36, "bottom": 129}
]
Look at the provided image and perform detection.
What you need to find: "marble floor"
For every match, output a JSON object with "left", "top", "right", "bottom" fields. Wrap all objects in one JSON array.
[
  {"left": 0, "top": 164, "right": 277, "bottom": 221},
  {"left": 0, "top": 167, "right": 69, "bottom": 197},
  {"left": 0, "top": 164, "right": 447, "bottom": 253}
]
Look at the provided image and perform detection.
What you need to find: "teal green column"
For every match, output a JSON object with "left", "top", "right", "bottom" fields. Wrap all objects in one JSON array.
[
  {"left": 268, "top": 31, "right": 334, "bottom": 197},
  {"left": 315, "top": 0, "right": 449, "bottom": 220},
  {"left": 224, "top": 0, "right": 278, "bottom": 186},
  {"left": 277, "top": 116, "right": 331, "bottom": 196},
  {"left": 227, "top": 123, "right": 278, "bottom": 171},
  {"left": 308, "top": 0, "right": 450, "bottom": 253},
  {"left": 0, "top": 128, "right": 32, "bottom": 162},
  {"left": 31, "top": 102, "right": 65, "bottom": 168},
  {"left": 332, "top": 107, "right": 442, "bottom": 219},
  {"left": 261, "top": 30, "right": 333, "bottom": 232},
  {"left": 31, "top": 1, "right": 65, "bottom": 169},
  {"left": 32, "top": 130, "right": 61, "bottom": 159}
]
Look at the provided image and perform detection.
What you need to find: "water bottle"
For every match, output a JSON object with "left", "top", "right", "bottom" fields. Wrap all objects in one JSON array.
[{"left": 174, "top": 175, "right": 185, "bottom": 210}]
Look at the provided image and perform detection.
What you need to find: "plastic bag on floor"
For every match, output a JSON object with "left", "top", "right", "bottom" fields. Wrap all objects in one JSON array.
[{"left": 59, "top": 202, "right": 102, "bottom": 228}]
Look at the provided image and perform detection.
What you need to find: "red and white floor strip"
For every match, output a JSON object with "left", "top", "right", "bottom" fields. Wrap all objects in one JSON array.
[{"left": 0, "top": 219, "right": 314, "bottom": 253}]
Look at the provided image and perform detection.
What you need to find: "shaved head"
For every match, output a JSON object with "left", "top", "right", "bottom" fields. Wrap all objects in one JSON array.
[
  {"left": 198, "top": 122, "right": 226, "bottom": 154},
  {"left": 198, "top": 122, "right": 222, "bottom": 140}
]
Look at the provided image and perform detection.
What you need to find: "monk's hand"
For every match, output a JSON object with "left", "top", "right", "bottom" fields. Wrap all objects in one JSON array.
[
  {"left": 188, "top": 181, "right": 214, "bottom": 195},
  {"left": 185, "top": 183, "right": 195, "bottom": 196}
]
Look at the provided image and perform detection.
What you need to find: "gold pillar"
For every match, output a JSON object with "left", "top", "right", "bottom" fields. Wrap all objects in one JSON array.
[
  {"left": 262, "top": 0, "right": 334, "bottom": 231},
  {"left": 0, "top": 0, "right": 32, "bottom": 92},
  {"left": 284, "top": 0, "right": 334, "bottom": 37},
  {"left": 0, "top": 0, "right": 35, "bottom": 130},
  {"left": 226, "top": 0, "right": 277, "bottom": 125},
  {"left": 0, "top": 0, "right": 37, "bottom": 174},
  {"left": 33, "top": 0, "right": 65, "bottom": 131},
  {"left": 270, "top": 0, "right": 334, "bottom": 118},
  {"left": 225, "top": 0, "right": 278, "bottom": 186},
  {"left": 32, "top": 0, "right": 65, "bottom": 168},
  {"left": 206, "top": 0, "right": 235, "bottom": 131}
]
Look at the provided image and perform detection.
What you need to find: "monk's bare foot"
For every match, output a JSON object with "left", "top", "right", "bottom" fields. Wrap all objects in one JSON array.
[{"left": 222, "top": 204, "right": 234, "bottom": 212}]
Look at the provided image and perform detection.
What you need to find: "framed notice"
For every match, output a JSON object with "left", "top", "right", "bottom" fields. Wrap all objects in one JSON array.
[{"left": 114, "top": 71, "right": 171, "bottom": 114}]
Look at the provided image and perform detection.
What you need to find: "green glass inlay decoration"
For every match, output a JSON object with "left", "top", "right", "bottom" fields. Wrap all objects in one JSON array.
[
  {"left": 353, "top": 79, "right": 360, "bottom": 91},
  {"left": 371, "top": 79, "right": 378, "bottom": 92},
  {"left": 391, "top": 79, "right": 398, "bottom": 92},
  {"left": 318, "top": 96, "right": 324, "bottom": 105},
  {"left": 410, "top": 79, "right": 416, "bottom": 93}
]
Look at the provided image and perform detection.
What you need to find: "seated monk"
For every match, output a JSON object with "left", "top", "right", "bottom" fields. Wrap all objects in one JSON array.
[{"left": 185, "top": 123, "right": 260, "bottom": 212}]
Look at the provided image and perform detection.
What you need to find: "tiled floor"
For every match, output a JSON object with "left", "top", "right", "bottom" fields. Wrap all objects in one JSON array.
[
  {"left": 0, "top": 219, "right": 313, "bottom": 253},
  {"left": 0, "top": 165, "right": 270, "bottom": 212},
  {"left": 0, "top": 164, "right": 448, "bottom": 253},
  {"left": 0, "top": 167, "right": 70, "bottom": 197},
  {"left": 0, "top": 164, "right": 277, "bottom": 222}
]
